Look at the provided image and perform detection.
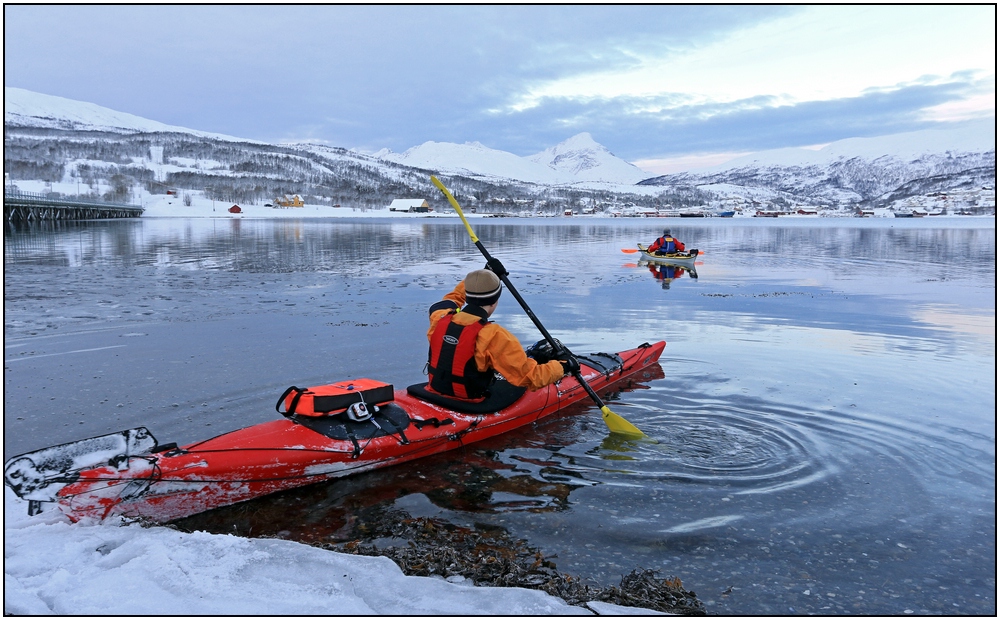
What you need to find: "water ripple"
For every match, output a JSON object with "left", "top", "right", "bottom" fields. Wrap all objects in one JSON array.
[
  {"left": 567, "top": 402, "right": 836, "bottom": 496},
  {"left": 524, "top": 386, "right": 994, "bottom": 509}
]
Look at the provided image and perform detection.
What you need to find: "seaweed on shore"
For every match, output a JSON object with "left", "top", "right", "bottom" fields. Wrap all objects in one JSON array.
[{"left": 319, "top": 504, "right": 705, "bottom": 615}]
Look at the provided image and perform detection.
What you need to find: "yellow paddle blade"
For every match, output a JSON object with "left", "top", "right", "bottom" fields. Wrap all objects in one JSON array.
[
  {"left": 430, "top": 176, "right": 479, "bottom": 243},
  {"left": 601, "top": 406, "right": 646, "bottom": 438}
]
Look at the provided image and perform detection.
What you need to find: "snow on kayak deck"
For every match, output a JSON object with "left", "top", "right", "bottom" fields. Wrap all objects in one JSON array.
[{"left": 3, "top": 487, "right": 667, "bottom": 615}]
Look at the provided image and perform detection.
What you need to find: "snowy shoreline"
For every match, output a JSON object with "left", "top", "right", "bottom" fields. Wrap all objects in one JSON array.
[
  {"left": 11, "top": 181, "right": 995, "bottom": 222},
  {"left": 4, "top": 488, "right": 668, "bottom": 615},
  {"left": 110, "top": 191, "right": 1000, "bottom": 221}
]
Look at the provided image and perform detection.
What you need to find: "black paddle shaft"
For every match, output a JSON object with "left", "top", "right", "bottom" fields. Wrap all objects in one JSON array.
[
  {"left": 472, "top": 240, "right": 610, "bottom": 408},
  {"left": 473, "top": 240, "right": 559, "bottom": 350}
]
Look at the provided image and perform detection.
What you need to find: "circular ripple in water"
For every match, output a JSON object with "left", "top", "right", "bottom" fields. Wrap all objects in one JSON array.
[{"left": 555, "top": 402, "right": 836, "bottom": 496}]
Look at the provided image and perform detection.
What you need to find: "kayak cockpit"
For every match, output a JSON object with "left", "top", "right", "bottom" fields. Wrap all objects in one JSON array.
[
  {"left": 405, "top": 380, "right": 526, "bottom": 414},
  {"left": 404, "top": 351, "right": 625, "bottom": 414}
]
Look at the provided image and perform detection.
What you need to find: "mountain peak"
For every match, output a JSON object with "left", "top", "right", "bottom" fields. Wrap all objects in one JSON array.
[
  {"left": 528, "top": 133, "right": 647, "bottom": 183},
  {"left": 557, "top": 132, "right": 602, "bottom": 149},
  {"left": 379, "top": 133, "right": 651, "bottom": 186},
  {"left": 5, "top": 87, "right": 650, "bottom": 187},
  {"left": 538, "top": 132, "right": 611, "bottom": 158}
]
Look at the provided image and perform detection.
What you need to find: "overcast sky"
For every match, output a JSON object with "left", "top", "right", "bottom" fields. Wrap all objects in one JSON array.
[{"left": 4, "top": 5, "right": 995, "bottom": 173}]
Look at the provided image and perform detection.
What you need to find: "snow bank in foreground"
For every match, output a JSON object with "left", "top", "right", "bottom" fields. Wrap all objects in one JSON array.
[{"left": 3, "top": 488, "right": 662, "bottom": 615}]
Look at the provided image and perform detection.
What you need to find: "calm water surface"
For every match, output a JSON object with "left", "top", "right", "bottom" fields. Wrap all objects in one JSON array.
[{"left": 4, "top": 217, "right": 995, "bottom": 615}]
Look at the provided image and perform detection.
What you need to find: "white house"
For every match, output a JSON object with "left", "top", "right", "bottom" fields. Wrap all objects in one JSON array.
[{"left": 388, "top": 198, "right": 432, "bottom": 212}]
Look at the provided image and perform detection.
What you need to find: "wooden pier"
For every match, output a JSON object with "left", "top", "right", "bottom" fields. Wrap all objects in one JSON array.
[{"left": 4, "top": 190, "right": 144, "bottom": 222}]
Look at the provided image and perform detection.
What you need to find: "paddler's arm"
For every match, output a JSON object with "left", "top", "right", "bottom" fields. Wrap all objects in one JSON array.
[{"left": 478, "top": 325, "right": 565, "bottom": 391}]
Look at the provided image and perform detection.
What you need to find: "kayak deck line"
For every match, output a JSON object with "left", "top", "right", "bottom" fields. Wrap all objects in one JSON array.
[{"left": 5, "top": 341, "right": 666, "bottom": 523}]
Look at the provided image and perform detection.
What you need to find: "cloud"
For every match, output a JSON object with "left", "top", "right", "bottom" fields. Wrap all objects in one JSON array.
[
  {"left": 3, "top": 5, "right": 995, "bottom": 163},
  {"left": 503, "top": 6, "right": 995, "bottom": 112},
  {"left": 481, "top": 75, "right": 993, "bottom": 160}
]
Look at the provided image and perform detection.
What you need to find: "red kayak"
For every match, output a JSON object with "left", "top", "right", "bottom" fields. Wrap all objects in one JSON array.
[{"left": 4, "top": 341, "right": 665, "bottom": 523}]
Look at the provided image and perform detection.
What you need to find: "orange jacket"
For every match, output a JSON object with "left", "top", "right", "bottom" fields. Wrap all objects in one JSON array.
[{"left": 428, "top": 282, "right": 565, "bottom": 391}]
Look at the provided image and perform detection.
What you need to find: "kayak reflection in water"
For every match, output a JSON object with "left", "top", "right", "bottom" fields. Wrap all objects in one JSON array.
[
  {"left": 647, "top": 228, "right": 686, "bottom": 255},
  {"left": 645, "top": 262, "right": 697, "bottom": 289},
  {"left": 425, "top": 269, "right": 578, "bottom": 403}
]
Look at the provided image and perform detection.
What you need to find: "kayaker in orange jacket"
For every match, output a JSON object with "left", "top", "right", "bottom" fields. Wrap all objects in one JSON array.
[
  {"left": 648, "top": 228, "right": 686, "bottom": 254},
  {"left": 426, "top": 269, "right": 573, "bottom": 399}
]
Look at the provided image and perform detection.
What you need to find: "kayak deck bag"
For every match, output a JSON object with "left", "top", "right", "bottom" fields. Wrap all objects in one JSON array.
[{"left": 276, "top": 379, "right": 394, "bottom": 418}]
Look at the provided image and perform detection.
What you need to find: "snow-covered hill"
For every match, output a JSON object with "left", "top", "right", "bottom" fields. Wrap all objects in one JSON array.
[
  {"left": 6, "top": 87, "right": 649, "bottom": 188},
  {"left": 5, "top": 87, "right": 673, "bottom": 213},
  {"left": 4, "top": 86, "right": 995, "bottom": 214},
  {"left": 377, "top": 140, "right": 564, "bottom": 185},
  {"left": 377, "top": 133, "right": 651, "bottom": 186},
  {"left": 641, "top": 119, "right": 996, "bottom": 209},
  {"left": 696, "top": 120, "right": 995, "bottom": 172},
  {"left": 4, "top": 87, "right": 245, "bottom": 141}
]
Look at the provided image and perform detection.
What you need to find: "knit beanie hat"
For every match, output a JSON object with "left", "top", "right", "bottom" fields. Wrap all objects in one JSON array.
[{"left": 464, "top": 269, "right": 502, "bottom": 306}]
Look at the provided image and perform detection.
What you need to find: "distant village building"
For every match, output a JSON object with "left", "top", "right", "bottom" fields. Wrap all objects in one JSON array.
[
  {"left": 388, "top": 198, "right": 432, "bottom": 213},
  {"left": 274, "top": 194, "right": 304, "bottom": 208}
]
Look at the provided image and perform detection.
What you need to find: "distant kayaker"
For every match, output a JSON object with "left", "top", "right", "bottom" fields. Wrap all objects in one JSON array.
[
  {"left": 647, "top": 229, "right": 686, "bottom": 255},
  {"left": 425, "top": 269, "right": 577, "bottom": 400}
]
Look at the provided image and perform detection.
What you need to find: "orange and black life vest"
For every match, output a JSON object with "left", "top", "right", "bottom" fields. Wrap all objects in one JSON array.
[{"left": 428, "top": 309, "right": 495, "bottom": 399}]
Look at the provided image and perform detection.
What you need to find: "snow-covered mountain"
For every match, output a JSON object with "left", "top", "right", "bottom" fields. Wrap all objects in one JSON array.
[
  {"left": 377, "top": 133, "right": 651, "bottom": 186},
  {"left": 3, "top": 87, "right": 245, "bottom": 141},
  {"left": 5, "top": 87, "right": 670, "bottom": 212},
  {"left": 697, "top": 121, "right": 995, "bottom": 172},
  {"left": 4, "top": 86, "right": 995, "bottom": 213},
  {"left": 6, "top": 87, "right": 648, "bottom": 187},
  {"left": 527, "top": 133, "right": 651, "bottom": 184},
  {"left": 641, "top": 119, "right": 996, "bottom": 208},
  {"left": 377, "top": 140, "right": 565, "bottom": 185}
]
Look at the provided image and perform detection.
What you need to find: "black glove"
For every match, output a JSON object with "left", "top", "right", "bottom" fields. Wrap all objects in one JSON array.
[
  {"left": 555, "top": 350, "right": 580, "bottom": 375},
  {"left": 485, "top": 257, "right": 508, "bottom": 277}
]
